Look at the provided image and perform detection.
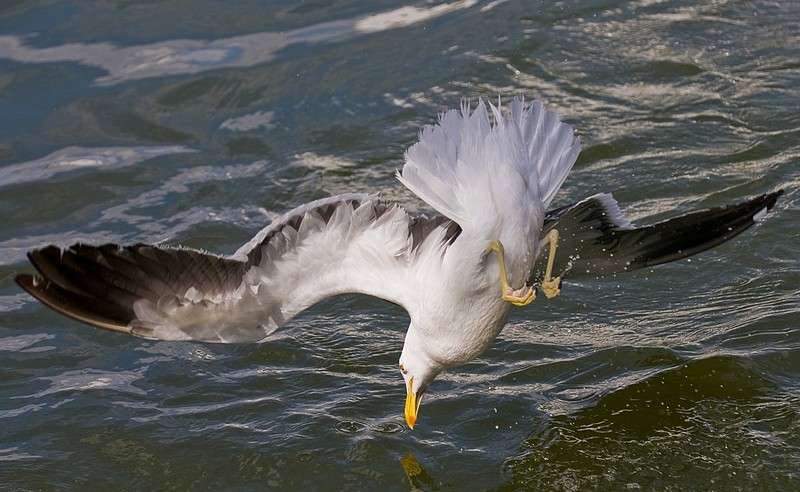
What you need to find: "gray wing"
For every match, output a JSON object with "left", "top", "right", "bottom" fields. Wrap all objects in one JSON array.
[
  {"left": 532, "top": 190, "right": 783, "bottom": 280},
  {"left": 15, "top": 194, "right": 461, "bottom": 343}
]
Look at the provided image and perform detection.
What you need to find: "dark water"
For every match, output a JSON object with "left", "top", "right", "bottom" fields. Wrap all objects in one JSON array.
[{"left": 1, "top": 1, "right": 798, "bottom": 490}]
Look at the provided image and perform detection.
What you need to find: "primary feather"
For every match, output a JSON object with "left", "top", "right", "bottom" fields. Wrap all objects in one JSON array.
[{"left": 17, "top": 195, "right": 461, "bottom": 343}]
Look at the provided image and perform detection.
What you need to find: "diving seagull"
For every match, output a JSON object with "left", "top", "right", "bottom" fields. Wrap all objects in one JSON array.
[{"left": 15, "top": 98, "right": 783, "bottom": 429}]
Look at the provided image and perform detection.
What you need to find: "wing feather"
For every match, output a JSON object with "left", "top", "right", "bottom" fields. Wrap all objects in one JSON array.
[
  {"left": 534, "top": 190, "right": 783, "bottom": 279},
  {"left": 16, "top": 194, "right": 461, "bottom": 343}
]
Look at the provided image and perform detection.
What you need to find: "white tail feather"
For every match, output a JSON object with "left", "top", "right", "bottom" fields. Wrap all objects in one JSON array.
[{"left": 397, "top": 97, "right": 581, "bottom": 236}]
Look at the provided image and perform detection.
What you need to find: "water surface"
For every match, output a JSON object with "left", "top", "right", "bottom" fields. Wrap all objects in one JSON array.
[{"left": 1, "top": 1, "right": 798, "bottom": 490}]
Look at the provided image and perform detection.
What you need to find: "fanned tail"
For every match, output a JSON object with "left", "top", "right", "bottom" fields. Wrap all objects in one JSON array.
[{"left": 397, "top": 97, "right": 581, "bottom": 232}]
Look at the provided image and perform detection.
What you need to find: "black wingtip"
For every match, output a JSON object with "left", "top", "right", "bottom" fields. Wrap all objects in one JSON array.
[
  {"left": 16, "top": 244, "right": 141, "bottom": 333},
  {"left": 541, "top": 189, "right": 784, "bottom": 279},
  {"left": 746, "top": 190, "right": 783, "bottom": 225},
  {"left": 15, "top": 268, "right": 135, "bottom": 333},
  {"left": 14, "top": 272, "right": 37, "bottom": 294},
  {"left": 762, "top": 189, "right": 784, "bottom": 212}
]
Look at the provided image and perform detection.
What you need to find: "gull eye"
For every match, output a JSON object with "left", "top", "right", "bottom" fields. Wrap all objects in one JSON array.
[{"left": 399, "top": 364, "right": 407, "bottom": 375}]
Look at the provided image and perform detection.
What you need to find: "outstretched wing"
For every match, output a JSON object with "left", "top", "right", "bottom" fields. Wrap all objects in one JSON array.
[
  {"left": 16, "top": 194, "right": 461, "bottom": 343},
  {"left": 16, "top": 243, "right": 248, "bottom": 335},
  {"left": 533, "top": 190, "right": 783, "bottom": 280}
]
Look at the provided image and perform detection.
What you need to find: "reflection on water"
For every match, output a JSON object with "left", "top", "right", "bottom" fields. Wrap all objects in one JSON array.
[
  {"left": 0, "top": 0, "right": 478, "bottom": 86},
  {"left": 30, "top": 368, "right": 148, "bottom": 398},
  {"left": 0, "top": 145, "right": 195, "bottom": 186},
  {"left": 219, "top": 110, "right": 275, "bottom": 132},
  {"left": 400, "top": 453, "right": 437, "bottom": 491}
]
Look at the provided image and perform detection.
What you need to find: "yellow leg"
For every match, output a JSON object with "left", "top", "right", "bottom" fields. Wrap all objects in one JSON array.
[
  {"left": 539, "top": 229, "right": 562, "bottom": 299},
  {"left": 485, "top": 240, "right": 536, "bottom": 307}
]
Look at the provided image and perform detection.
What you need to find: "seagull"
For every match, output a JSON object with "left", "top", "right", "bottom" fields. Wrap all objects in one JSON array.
[{"left": 15, "top": 97, "right": 783, "bottom": 429}]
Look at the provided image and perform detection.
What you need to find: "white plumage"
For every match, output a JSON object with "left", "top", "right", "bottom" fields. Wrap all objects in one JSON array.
[
  {"left": 394, "top": 98, "right": 580, "bottom": 419},
  {"left": 399, "top": 98, "right": 579, "bottom": 287},
  {"left": 16, "top": 97, "right": 782, "bottom": 429}
]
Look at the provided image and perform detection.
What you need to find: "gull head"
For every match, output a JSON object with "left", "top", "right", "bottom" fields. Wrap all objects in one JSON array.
[{"left": 398, "top": 324, "right": 445, "bottom": 429}]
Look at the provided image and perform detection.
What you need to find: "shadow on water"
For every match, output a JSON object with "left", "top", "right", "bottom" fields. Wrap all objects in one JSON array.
[{"left": 502, "top": 354, "right": 799, "bottom": 490}]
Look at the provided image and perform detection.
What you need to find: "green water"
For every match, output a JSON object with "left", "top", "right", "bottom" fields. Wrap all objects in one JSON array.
[{"left": 1, "top": 1, "right": 798, "bottom": 490}]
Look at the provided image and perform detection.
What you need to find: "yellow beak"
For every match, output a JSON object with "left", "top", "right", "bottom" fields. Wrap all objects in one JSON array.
[{"left": 404, "top": 376, "right": 423, "bottom": 429}]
